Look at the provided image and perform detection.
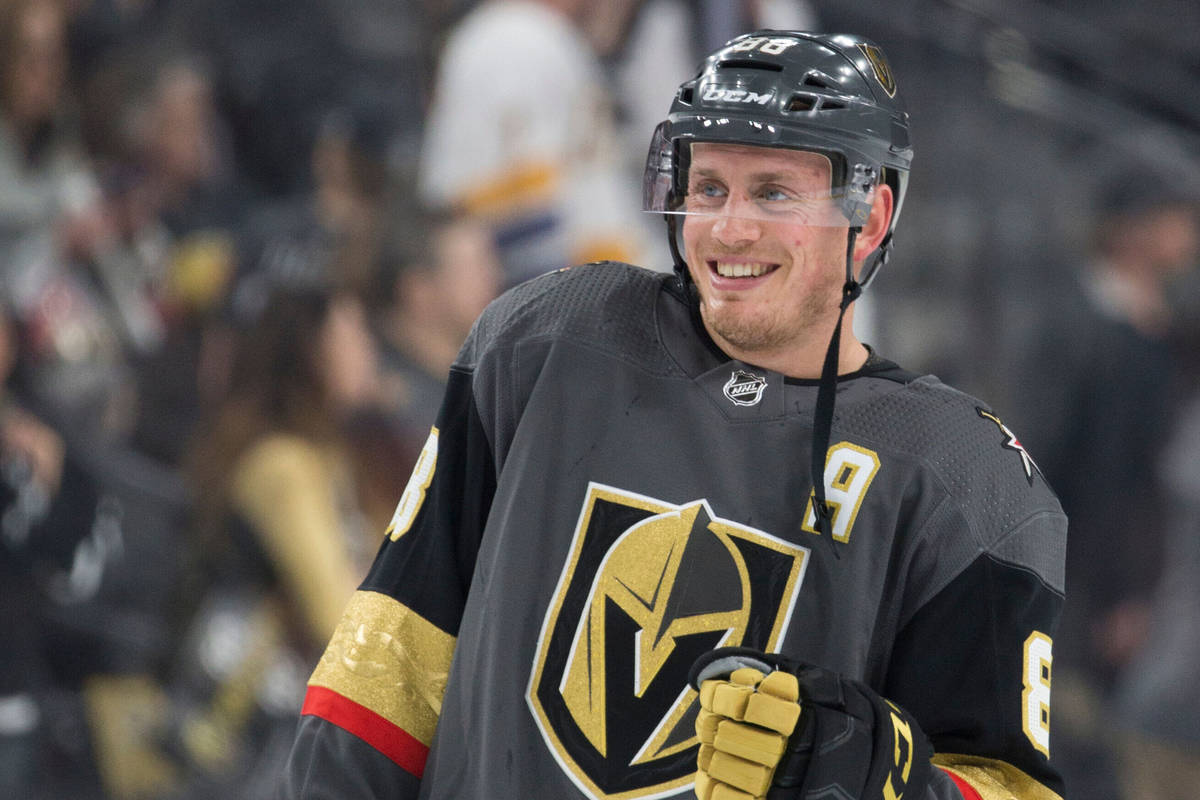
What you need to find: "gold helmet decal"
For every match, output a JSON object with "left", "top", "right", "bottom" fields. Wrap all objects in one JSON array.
[
  {"left": 857, "top": 43, "right": 897, "bottom": 97},
  {"left": 528, "top": 483, "right": 808, "bottom": 799}
]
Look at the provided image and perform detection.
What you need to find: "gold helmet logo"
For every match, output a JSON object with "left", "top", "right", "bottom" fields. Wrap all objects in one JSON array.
[
  {"left": 528, "top": 484, "right": 808, "bottom": 799},
  {"left": 857, "top": 43, "right": 897, "bottom": 98}
]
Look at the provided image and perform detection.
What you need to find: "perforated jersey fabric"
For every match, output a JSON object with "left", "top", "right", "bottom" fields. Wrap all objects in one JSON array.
[{"left": 459, "top": 262, "right": 683, "bottom": 375}]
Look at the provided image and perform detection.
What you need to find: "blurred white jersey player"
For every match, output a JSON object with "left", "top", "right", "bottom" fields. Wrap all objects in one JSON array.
[{"left": 418, "top": 0, "right": 652, "bottom": 286}]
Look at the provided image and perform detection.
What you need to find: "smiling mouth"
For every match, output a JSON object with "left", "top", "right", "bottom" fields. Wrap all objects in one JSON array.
[{"left": 708, "top": 260, "right": 779, "bottom": 278}]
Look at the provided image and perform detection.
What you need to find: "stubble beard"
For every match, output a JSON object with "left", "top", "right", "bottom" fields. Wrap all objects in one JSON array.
[{"left": 699, "top": 271, "right": 840, "bottom": 359}]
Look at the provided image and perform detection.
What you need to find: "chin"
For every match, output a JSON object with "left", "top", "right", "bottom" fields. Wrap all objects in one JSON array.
[{"left": 704, "top": 311, "right": 778, "bottom": 354}]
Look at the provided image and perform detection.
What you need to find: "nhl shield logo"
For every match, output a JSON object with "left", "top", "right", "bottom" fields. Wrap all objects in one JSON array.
[
  {"left": 527, "top": 483, "right": 808, "bottom": 799},
  {"left": 723, "top": 369, "right": 768, "bottom": 406}
]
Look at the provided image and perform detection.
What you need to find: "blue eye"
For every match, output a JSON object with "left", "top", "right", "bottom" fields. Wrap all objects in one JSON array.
[
  {"left": 760, "top": 187, "right": 792, "bottom": 203},
  {"left": 686, "top": 181, "right": 726, "bottom": 210}
]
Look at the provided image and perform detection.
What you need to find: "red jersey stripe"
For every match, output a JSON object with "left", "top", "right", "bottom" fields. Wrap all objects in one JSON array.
[
  {"left": 940, "top": 766, "right": 985, "bottom": 800},
  {"left": 302, "top": 685, "right": 429, "bottom": 779}
]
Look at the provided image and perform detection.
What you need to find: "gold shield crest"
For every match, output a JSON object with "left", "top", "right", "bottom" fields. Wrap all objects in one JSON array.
[
  {"left": 527, "top": 483, "right": 808, "bottom": 799},
  {"left": 857, "top": 43, "right": 897, "bottom": 97}
]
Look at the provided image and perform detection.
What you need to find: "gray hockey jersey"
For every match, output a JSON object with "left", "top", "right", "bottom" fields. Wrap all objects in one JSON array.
[{"left": 279, "top": 262, "right": 1066, "bottom": 800}]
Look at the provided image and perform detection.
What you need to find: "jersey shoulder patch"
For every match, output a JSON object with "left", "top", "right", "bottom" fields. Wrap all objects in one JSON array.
[{"left": 851, "top": 375, "right": 1048, "bottom": 485}]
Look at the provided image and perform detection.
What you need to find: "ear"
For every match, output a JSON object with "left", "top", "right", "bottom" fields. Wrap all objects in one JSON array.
[{"left": 852, "top": 183, "right": 894, "bottom": 263}]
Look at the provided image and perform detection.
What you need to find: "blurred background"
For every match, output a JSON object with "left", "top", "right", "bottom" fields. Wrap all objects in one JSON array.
[{"left": 1, "top": 0, "right": 1198, "bottom": 798}]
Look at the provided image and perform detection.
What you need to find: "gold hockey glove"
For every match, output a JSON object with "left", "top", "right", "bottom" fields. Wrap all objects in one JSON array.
[
  {"left": 694, "top": 661, "right": 801, "bottom": 799},
  {"left": 689, "top": 647, "right": 933, "bottom": 800}
]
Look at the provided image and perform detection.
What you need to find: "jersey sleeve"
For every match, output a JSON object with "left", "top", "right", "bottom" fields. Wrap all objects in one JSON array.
[
  {"left": 278, "top": 362, "right": 497, "bottom": 797},
  {"left": 885, "top": 501, "right": 1067, "bottom": 800}
]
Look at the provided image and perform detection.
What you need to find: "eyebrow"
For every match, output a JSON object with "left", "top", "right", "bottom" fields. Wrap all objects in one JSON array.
[{"left": 690, "top": 166, "right": 827, "bottom": 184}]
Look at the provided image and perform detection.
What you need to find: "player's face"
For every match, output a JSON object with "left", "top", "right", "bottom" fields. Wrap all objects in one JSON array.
[{"left": 681, "top": 142, "right": 850, "bottom": 364}]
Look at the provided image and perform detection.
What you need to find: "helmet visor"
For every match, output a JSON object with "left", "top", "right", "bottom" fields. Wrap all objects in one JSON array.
[{"left": 642, "top": 121, "right": 872, "bottom": 227}]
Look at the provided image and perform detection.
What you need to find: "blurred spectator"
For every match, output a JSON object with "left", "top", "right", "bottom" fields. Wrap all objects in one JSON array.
[
  {"left": 0, "top": 0, "right": 92, "bottom": 275},
  {"left": 4, "top": 47, "right": 243, "bottom": 468},
  {"left": 235, "top": 103, "right": 394, "bottom": 305},
  {"left": 316, "top": 0, "right": 439, "bottom": 174},
  {"left": 187, "top": 282, "right": 378, "bottom": 650},
  {"left": 1009, "top": 166, "right": 1200, "bottom": 800},
  {"left": 306, "top": 107, "right": 393, "bottom": 294},
  {"left": 417, "top": 0, "right": 652, "bottom": 287},
  {"left": 0, "top": 19, "right": 203, "bottom": 790},
  {"left": 1111, "top": 387, "right": 1200, "bottom": 800},
  {"left": 373, "top": 205, "right": 503, "bottom": 439},
  {"left": 4, "top": 240, "right": 138, "bottom": 446},
  {"left": 0, "top": 0, "right": 101, "bottom": 269},
  {"left": 161, "top": 283, "right": 379, "bottom": 798},
  {"left": 212, "top": 98, "right": 406, "bottom": 537},
  {"left": 121, "top": 57, "right": 241, "bottom": 240},
  {"left": 95, "top": 55, "right": 244, "bottom": 465},
  {"left": 338, "top": 204, "right": 504, "bottom": 534},
  {"left": 0, "top": 0, "right": 144, "bottom": 447},
  {"left": 152, "top": 0, "right": 347, "bottom": 197},
  {"left": 0, "top": 302, "right": 126, "bottom": 800},
  {"left": 148, "top": 0, "right": 428, "bottom": 200}
]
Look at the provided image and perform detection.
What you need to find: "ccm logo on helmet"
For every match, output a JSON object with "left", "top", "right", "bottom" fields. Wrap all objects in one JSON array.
[{"left": 702, "top": 86, "right": 774, "bottom": 105}]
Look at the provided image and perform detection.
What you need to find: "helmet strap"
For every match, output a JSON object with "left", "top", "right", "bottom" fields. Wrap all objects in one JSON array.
[
  {"left": 809, "top": 227, "right": 863, "bottom": 556},
  {"left": 666, "top": 213, "right": 691, "bottom": 292}
]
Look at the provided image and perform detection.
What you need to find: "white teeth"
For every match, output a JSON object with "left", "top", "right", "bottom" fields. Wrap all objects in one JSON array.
[{"left": 715, "top": 262, "right": 771, "bottom": 277}]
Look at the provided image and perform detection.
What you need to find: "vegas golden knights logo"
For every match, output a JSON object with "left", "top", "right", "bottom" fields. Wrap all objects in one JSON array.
[
  {"left": 527, "top": 483, "right": 808, "bottom": 799},
  {"left": 857, "top": 43, "right": 897, "bottom": 97}
]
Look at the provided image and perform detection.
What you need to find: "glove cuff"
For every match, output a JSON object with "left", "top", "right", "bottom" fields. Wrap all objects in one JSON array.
[{"left": 689, "top": 647, "right": 777, "bottom": 690}]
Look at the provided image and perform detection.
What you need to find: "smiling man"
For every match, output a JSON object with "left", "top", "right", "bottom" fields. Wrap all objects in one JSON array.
[
  {"left": 681, "top": 141, "right": 888, "bottom": 377},
  {"left": 278, "top": 32, "right": 1067, "bottom": 800}
]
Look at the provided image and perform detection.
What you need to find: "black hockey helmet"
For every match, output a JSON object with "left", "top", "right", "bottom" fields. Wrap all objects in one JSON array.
[{"left": 644, "top": 31, "right": 913, "bottom": 286}]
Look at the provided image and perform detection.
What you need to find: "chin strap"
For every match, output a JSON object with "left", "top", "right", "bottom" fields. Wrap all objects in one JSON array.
[
  {"left": 810, "top": 228, "right": 862, "bottom": 557},
  {"left": 666, "top": 214, "right": 690, "bottom": 292}
]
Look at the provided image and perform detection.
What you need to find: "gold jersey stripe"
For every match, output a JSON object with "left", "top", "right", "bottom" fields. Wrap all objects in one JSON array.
[
  {"left": 308, "top": 590, "right": 456, "bottom": 748},
  {"left": 933, "top": 753, "right": 1064, "bottom": 800}
]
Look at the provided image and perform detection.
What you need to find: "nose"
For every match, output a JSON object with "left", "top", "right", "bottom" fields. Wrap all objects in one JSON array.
[{"left": 711, "top": 195, "right": 762, "bottom": 246}]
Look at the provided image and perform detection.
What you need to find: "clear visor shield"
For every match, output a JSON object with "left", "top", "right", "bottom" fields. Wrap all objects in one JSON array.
[{"left": 642, "top": 122, "right": 874, "bottom": 228}]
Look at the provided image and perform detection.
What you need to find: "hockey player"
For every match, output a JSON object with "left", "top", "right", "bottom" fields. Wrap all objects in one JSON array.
[{"left": 278, "top": 31, "right": 1066, "bottom": 800}]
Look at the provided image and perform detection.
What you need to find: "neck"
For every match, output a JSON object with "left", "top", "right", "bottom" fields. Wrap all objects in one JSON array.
[
  {"left": 705, "top": 307, "right": 870, "bottom": 380},
  {"left": 728, "top": 338, "right": 869, "bottom": 380}
]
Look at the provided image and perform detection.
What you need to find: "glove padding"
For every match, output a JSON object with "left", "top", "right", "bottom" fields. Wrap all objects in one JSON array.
[
  {"left": 693, "top": 658, "right": 801, "bottom": 799},
  {"left": 689, "top": 647, "right": 933, "bottom": 800}
]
